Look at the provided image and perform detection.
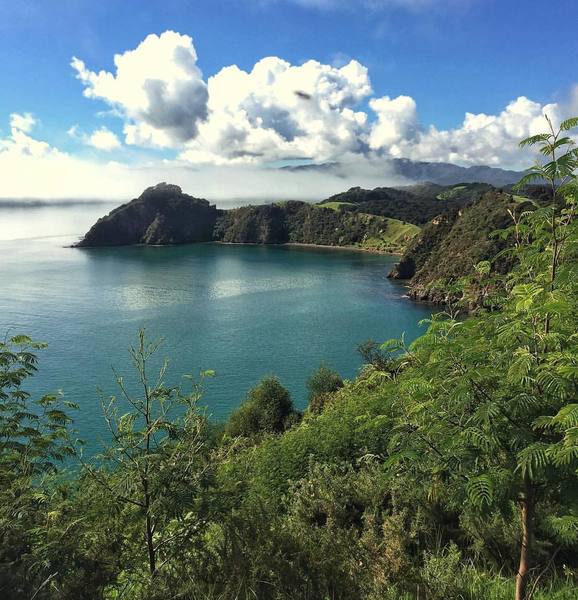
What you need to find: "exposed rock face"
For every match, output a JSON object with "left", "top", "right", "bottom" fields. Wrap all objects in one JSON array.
[{"left": 75, "top": 183, "right": 218, "bottom": 247}]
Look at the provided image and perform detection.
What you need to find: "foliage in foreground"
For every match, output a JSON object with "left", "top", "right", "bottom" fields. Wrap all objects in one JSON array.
[{"left": 1, "top": 119, "right": 578, "bottom": 599}]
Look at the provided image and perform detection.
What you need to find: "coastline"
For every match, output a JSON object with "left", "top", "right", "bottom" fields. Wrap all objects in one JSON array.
[{"left": 213, "top": 241, "right": 403, "bottom": 256}]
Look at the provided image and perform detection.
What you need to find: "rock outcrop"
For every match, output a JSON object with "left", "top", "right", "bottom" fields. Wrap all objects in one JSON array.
[{"left": 75, "top": 183, "right": 218, "bottom": 247}]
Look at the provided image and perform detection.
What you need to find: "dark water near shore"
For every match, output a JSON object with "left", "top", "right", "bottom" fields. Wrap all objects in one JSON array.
[{"left": 0, "top": 203, "right": 432, "bottom": 450}]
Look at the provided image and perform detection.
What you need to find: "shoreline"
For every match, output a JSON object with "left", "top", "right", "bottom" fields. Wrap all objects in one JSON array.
[{"left": 213, "top": 241, "right": 403, "bottom": 256}]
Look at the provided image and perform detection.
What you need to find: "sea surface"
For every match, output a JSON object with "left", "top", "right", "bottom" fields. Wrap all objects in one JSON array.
[{"left": 0, "top": 202, "right": 433, "bottom": 450}]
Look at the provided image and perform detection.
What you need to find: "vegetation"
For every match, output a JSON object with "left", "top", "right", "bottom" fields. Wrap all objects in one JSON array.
[
  {"left": 214, "top": 201, "right": 420, "bottom": 253},
  {"left": 313, "top": 201, "right": 356, "bottom": 211},
  {"left": 1, "top": 121, "right": 578, "bottom": 599},
  {"left": 306, "top": 364, "right": 344, "bottom": 414},
  {"left": 321, "top": 182, "right": 491, "bottom": 225},
  {"left": 225, "top": 375, "right": 297, "bottom": 438},
  {"left": 389, "top": 190, "right": 527, "bottom": 302}
]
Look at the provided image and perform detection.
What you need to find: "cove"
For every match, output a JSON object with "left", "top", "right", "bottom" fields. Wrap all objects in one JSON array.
[{"left": 0, "top": 205, "right": 433, "bottom": 450}]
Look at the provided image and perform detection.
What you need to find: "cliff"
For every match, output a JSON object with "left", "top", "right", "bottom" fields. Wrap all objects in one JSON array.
[{"left": 75, "top": 183, "right": 218, "bottom": 247}]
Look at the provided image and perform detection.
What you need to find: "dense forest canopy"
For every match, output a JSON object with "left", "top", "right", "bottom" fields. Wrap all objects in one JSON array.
[{"left": 1, "top": 120, "right": 578, "bottom": 600}]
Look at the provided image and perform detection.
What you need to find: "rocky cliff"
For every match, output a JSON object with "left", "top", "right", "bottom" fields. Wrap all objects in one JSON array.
[{"left": 75, "top": 183, "right": 218, "bottom": 247}]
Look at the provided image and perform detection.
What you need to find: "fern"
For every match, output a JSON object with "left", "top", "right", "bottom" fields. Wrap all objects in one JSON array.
[{"left": 466, "top": 474, "right": 494, "bottom": 508}]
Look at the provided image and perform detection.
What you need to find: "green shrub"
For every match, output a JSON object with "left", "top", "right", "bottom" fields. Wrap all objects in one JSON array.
[
  {"left": 306, "top": 363, "right": 344, "bottom": 414},
  {"left": 226, "top": 376, "right": 295, "bottom": 437}
]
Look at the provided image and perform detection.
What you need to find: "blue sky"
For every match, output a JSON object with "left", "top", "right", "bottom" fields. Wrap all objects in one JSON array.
[{"left": 1, "top": 0, "right": 577, "bottom": 198}]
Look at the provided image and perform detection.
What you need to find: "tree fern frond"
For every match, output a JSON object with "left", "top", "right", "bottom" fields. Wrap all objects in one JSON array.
[{"left": 466, "top": 475, "right": 494, "bottom": 508}]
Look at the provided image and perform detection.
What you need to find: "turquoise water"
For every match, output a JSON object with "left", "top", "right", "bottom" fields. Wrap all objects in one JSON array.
[{"left": 0, "top": 204, "right": 432, "bottom": 448}]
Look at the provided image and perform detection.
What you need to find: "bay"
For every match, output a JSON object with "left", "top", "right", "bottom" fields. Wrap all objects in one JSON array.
[{"left": 0, "top": 203, "right": 432, "bottom": 449}]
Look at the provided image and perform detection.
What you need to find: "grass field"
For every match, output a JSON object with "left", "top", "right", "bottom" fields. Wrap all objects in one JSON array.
[
  {"left": 436, "top": 185, "right": 468, "bottom": 200},
  {"left": 359, "top": 217, "right": 420, "bottom": 252},
  {"left": 315, "top": 201, "right": 357, "bottom": 210}
]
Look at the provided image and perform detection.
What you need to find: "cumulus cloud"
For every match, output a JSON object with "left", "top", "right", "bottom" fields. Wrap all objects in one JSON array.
[
  {"left": 87, "top": 127, "right": 121, "bottom": 151},
  {"left": 374, "top": 95, "right": 562, "bottom": 167},
  {"left": 369, "top": 95, "right": 418, "bottom": 149},
  {"left": 9, "top": 112, "right": 36, "bottom": 134},
  {"left": 68, "top": 124, "right": 122, "bottom": 151},
  {"left": 68, "top": 30, "right": 568, "bottom": 171},
  {"left": 1, "top": 112, "right": 54, "bottom": 157},
  {"left": 71, "top": 31, "right": 208, "bottom": 148},
  {"left": 180, "top": 57, "right": 372, "bottom": 164},
  {"left": 0, "top": 30, "right": 563, "bottom": 202}
]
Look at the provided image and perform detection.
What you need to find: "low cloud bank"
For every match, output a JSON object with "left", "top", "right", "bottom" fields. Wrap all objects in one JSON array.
[{"left": 0, "top": 122, "right": 407, "bottom": 202}]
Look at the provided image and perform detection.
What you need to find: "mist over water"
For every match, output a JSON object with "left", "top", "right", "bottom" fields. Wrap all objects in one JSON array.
[{"left": 0, "top": 203, "right": 431, "bottom": 451}]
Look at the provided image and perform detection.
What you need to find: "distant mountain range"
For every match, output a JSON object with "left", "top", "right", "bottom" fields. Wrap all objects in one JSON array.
[{"left": 282, "top": 158, "right": 522, "bottom": 187}]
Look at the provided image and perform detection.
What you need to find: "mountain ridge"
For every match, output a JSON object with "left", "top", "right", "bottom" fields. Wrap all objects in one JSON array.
[{"left": 281, "top": 157, "right": 522, "bottom": 187}]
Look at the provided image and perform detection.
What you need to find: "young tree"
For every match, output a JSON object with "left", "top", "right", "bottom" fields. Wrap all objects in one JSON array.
[
  {"left": 84, "top": 330, "right": 213, "bottom": 589},
  {"left": 226, "top": 376, "right": 295, "bottom": 437},
  {"left": 306, "top": 364, "right": 343, "bottom": 414},
  {"left": 386, "top": 116, "right": 578, "bottom": 600},
  {"left": 0, "top": 334, "right": 77, "bottom": 598}
]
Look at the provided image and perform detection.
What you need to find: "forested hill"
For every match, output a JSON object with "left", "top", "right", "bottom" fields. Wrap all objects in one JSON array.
[
  {"left": 75, "top": 180, "right": 539, "bottom": 300},
  {"left": 319, "top": 182, "right": 493, "bottom": 224},
  {"left": 387, "top": 186, "right": 548, "bottom": 303},
  {"left": 76, "top": 180, "right": 497, "bottom": 256},
  {"left": 213, "top": 200, "right": 420, "bottom": 252}
]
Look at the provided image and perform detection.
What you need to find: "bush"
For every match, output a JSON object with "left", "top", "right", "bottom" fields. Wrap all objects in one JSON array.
[
  {"left": 306, "top": 364, "right": 344, "bottom": 414},
  {"left": 226, "top": 376, "right": 295, "bottom": 437}
]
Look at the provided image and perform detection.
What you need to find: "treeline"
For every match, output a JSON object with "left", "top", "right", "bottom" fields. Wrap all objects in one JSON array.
[
  {"left": 214, "top": 200, "right": 417, "bottom": 252},
  {"left": 320, "top": 182, "right": 492, "bottom": 224},
  {"left": 2, "top": 123, "right": 578, "bottom": 600}
]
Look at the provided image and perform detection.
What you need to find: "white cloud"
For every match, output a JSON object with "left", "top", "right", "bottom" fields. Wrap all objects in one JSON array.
[
  {"left": 179, "top": 56, "right": 372, "bottom": 164},
  {"left": 1, "top": 32, "right": 568, "bottom": 201},
  {"left": 369, "top": 95, "right": 418, "bottom": 149},
  {"left": 87, "top": 127, "right": 121, "bottom": 151},
  {"left": 68, "top": 30, "right": 570, "bottom": 171},
  {"left": 1, "top": 112, "right": 54, "bottom": 157},
  {"left": 375, "top": 96, "right": 562, "bottom": 167},
  {"left": 0, "top": 113, "right": 407, "bottom": 200},
  {"left": 71, "top": 31, "right": 208, "bottom": 148},
  {"left": 67, "top": 124, "right": 122, "bottom": 151},
  {"left": 9, "top": 112, "right": 36, "bottom": 133}
]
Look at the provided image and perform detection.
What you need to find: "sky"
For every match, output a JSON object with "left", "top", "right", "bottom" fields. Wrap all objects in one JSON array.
[{"left": 1, "top": 0, "right": 577, "bottom": 200}]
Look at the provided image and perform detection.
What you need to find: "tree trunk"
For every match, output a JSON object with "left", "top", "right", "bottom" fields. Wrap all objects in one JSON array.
[
  {"left": 146, "top": 511, "right": 156, "bottom": 576},
  {"left": 515, "top": 480, "right": 534, "bottom": 600}
]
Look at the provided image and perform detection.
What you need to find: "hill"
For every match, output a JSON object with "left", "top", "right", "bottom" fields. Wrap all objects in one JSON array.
[
  {"left": 282, "top": 158, "right": 522, "bottom": 186},
  {"left": 76, "top": 183, "right": 218, "bottom": 247},
  {"left": 321, "top": 182, "right": 492, "bottom": 224}
]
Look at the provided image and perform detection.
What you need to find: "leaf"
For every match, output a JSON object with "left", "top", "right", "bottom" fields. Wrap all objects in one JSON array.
[
  {"left": 546, "top": 515, "right": 578, "bottom": 544},
  {"left": 559, "top": 116, "right": 578, "bottom": 131},
  {"left": 517, "top": 443, "right": 549, "bottom": 479},
  {"left": 466, "top": 475, "right": 494, "bottom": 508},
  {"left": 519, "top": 133, "right": 551, "bottom": 148},
  {"left": 474, "top": 261, "right": 491, "bottom": 275}
]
